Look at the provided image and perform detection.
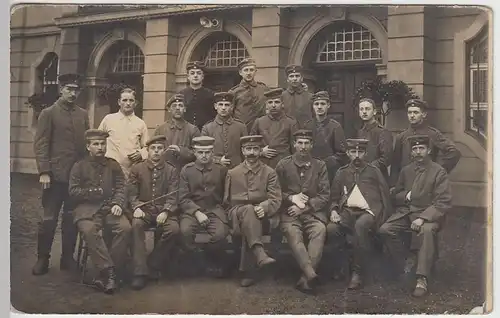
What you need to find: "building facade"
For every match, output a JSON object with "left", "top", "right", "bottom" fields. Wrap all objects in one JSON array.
[{"left": 10, "top": 5, "right": 490, "bottom": 207}]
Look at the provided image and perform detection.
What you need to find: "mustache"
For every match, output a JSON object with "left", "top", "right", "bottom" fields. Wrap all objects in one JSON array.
[{"left": 246, "top": 154, "right": 257, "bottom": 158}]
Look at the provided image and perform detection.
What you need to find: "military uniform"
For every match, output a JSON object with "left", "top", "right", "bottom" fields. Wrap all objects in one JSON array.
[
  {"left": 275, "top": 130, "right": 330, "bottom": 293},
  {"left": 128, "top": 136, "right": 180, "bottom": 283},
  {"left": 328, "top": 139, "right": 392, "bottom": 289},
  {"left": 201, "top": 92, "right": 248, "bottom": 169},
  {"left": 32, "top": 73, "right": 90, "bottom": 275},
  {"left": 69, "top": 129, "right": 131, "bottom": 294},
  {"left": 179, "top": 136, "right": 230, "bottom": 271},
  {"left": 228, "top": 58, "right": 268, "bottom": 131},
  {"left": 390, "top": 99, "right": 461, "bottom": 187},
  {"left": 281, "top": 65, "right": 314, "bottom": 125},
  {"left": 357, "top": 119, "right": 393, "bottom": 181}
]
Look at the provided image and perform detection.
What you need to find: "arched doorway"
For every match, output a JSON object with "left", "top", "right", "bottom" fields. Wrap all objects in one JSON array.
[
  {"left": 189, "top": 33, "right": 250, "bottom": 92},
  {"left": 303, "top": 21, "right": 382, "bottom": 138}
]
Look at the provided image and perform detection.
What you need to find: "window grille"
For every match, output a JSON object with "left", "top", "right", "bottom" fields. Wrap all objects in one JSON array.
[
  {"left": 42, "top": 53, "right": 59, "bottom": 103},
  {"left": 316, "top": 22, "right": 381, "bottom": 63},
  {"left": 112, "top": 44, "right": 144, "bottom": 73},
  {"left": 202, "top": 34, "right": 249, "bottom": 68}
]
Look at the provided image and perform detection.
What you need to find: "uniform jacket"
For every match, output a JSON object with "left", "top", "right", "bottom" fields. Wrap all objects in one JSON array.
[
  {"left": 68, "top": 156, "right": 126, "bottom": 223},
  {"left": 179, "top": 161, "right": 228, "bottom": 222},
  {"left": 201, "top": 116, "right": 248, "bottom": 168},
  {"left": 390, "top": 122, "right": 461, "bottom": 187},
  {"left": 179, "top": 86, "right": 216, "bottom": 130},
  {"left": 304, "top": 117, "right": 348, "bottom": 166},
  {"left": 154, "top": 119, "right": 201, "bottom": 168},
  {"left": 128, "top": 159, "right": 179, "bottom": 215},
  {"left": 250, "top": 113, "right": 299, "bottom": 168},
  {"left": 282, "top": 86, "right": 313, "bottom": 125},
  {"left": 34, "top": 98, "right": 90, "bottom": 182},
  {"left": 228, "top": 79, "right": 268, "bottom": 131},
  {"left": 357, "top": 120, "right": 394, "bottom": 177},
  {"left": 275, "top": 154, "right": 331, "bottom": 224}
]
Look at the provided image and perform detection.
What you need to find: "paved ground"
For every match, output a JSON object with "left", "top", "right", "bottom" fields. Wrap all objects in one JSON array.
[{"left": 10, "top": 172, "right": 486, "bottom": 314}]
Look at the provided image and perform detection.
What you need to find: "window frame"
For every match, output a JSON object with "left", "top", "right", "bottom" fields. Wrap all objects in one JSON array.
[{"left": 201, "top": 34, "right": 250, "bottom": 70}]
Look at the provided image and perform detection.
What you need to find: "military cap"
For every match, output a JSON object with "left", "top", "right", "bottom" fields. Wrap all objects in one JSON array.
[
  {"left": 406, "top": 99, "right": 428, "bottom": 110},
  {"left": 166, "top": 94, "right": 185, "bottom": 108},
  {"left": 214, "top": 92, "right": 234, "bottom": 103},
  {"left": 186, "top": 61, "right": 206, "bottom": 72},
  {"left": 240, "top": 135, "right": 264, "bottom": 147},
  {"left": 146, "top": 135, "right": 167, "bottom": 147},
  {"left": 293, "top": 129, "right": 313, "bottom": 140},
  {"left": 312, "top": 91, "right": 330, "bottom": 102},
  {"left": 192, "top": 136, "right": 215, "bottom": 149},
  {"left": 346, "top": 138, "right": 369, "bottom": 150},
  {"left": 58, "top": 73, "right": 82, "bottom": 87},
  {"left": 264, "top": 88, "right": 284, "bottom": 100},
  {"left": 85, "top": 129, "right": 109, "bottom": 141},
  {"left": 408, "top": 135, "right": 430, "bottom": 148},
  {"left": 237, "top": 58, "right": 257, "bottom": 70},
  {"left": 285, "top": 64, "right": 303, "bottom": 76}
]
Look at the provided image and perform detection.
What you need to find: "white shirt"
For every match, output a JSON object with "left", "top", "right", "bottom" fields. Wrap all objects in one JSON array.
[
  {"left": 98, "top": 111, "right": 149, "bottom": 176},
  {"left": 345, "top": 185, "right": 374, "bottom": 216}
]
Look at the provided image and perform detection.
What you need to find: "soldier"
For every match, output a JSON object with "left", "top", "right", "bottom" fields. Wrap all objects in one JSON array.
[
  {"left": 98, "top": 87, "right": 149, "bottom": 179},
  {"left": 228, "top": 58, "right": 268, "bottom": 131},
  {"left": 357, "top": 98, "right": 393, "bottom": 181},
  {"left": 251, "top": 88, "right": 299, "bottom": 168},
  {"left": 328, "top": 139, "right": 392, "bottom": 290},
  {"left": 128, "top": 135, "right": 180, "bottom": 290},
  {"left": 275, "top": 130, "right": 330, "bottom": 294},
  {"left": 180, "top": 61, "right": 217, "bottom": 130},
  {"left": 281, "top": 64, "right": 313, "bottom": 125},
  {"left": 201, "top": 92, "right": 248, "bottom": 169},
  {"left": 379, "top": 135, "right": 452, "bottom": 297},
  {"left": 68, "top": 129, "right": 131, "bottom": 294},
  {"left": 32, "top": 73, "right": 90, "bottom": 275},
  {"left": 179, "top": 136, "right": 230, "bottom": 277},
  {"left": 223, "top": 135, "right": 282, "bottom": 287},
  {"left": 304, "top": 91, "right": 348, "bottom": 183},
  {"left": 390, "top": 99, "right": 461, "bottom": 187},
  {"left": 154, "top": 93, "right": 201, "bottom": 168}
]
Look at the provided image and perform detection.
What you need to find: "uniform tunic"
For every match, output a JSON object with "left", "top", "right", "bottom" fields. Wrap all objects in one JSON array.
[
  {"left": 154, "top": 119, "right": 201, "bottom": 168},
  {"left": 228, "top": 80, "right": 268, "bottom": 131},
  {"left": 201, "top": 116, "right": 248, "bottom": 169},
  {"left": 281, "top": 85, "right": 313, "bottom": 126},
  {"left": 179, "top": 86, "right": 216, "bottom": 130},
  {"left": 250, "top": 113, "right": 299, "bottom": 168},
  {"left": 357, "top": 120, "right": 393, "bottom": 179}
]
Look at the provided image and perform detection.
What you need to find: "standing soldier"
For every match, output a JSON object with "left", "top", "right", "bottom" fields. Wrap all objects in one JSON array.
[
  {"left": 179, "top": 136, "right": 231, "bottom": 277},
  {"left": 390, "top": 99, "right": 461, "bottom": 187},
  {"left": 180, "top": 61, "right": 216, "bottom": 130},
  {"left": 281, "top": 64, "right": 313, "bottom": 125},
  {"left": 223, "top": 135, "right": 282, "bottom": 287},
  {"left": 32, "top": 73, "right": 90, "bottom": 275},
  {"left": 68, "top": 129, "right": 131, "bottom": 294},
  {"left": 357, "top": 98, "right": 393, "bottom": 181},
  {"left": 304, "top": 91, "right": 348, "bottom": 183},
  {"left": 128, "top": 135, "right": 180, "bottom": 290},
  {"left": 154, "top": 94, "right": 201, "bottom": 169},
  {"left": 379, "top": 135, "right": 452, "bottom": 297},
  {"left": 201, "top": 92, "right": 248, "bottom": 169},
  {"left": 328, "top": 139, "right": 392, "bottom": 290},
  {"left": 251, "top": 88, "right": 299, "bottom": 168},
  {"left": 229, "top": 58, "right": 268, "bottom": 131},
  {"left": 98, "top": 87, "right": 149, "bottom": 179},
  {"left": 275, "top": 130, "right": 330, "bottom": 294}
]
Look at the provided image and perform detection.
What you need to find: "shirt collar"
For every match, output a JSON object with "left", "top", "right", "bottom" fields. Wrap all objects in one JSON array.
[
  {"left": 146, "top": 159, "right": 165, "bottom": 170},
  {"left": 414, "top": 157, "right": 431, "bottom": 172},
  {"left": 117, "top": 110, "right": 136, "bottom": 120},
  {"left": 56, "top": 98, "right": 75, "bottom": 111},
  {"left": 362, "top": 120, "right": 379, "bottom": 131},
  {"left": 88, "top": 155, "right": 107, "bottom": 166},
  {"left": 267, "top": 112, "right": 284, "bottom": 121},
  {"left": 215, "top": 115, "right": 233, "bottom": 125},
  {"left": 241, "top": 79, "right": 257, "bottom": 88},
  {"left": 287, "top": 85, "right": 304, "bottom": 94},
  {"left": 194, "top": 161, "right": 213, "bottom": 172},
  {"left": 169, "top": 119, "right": 186, "bottom": 130},
  {"left": 242, "top": 161, "right": 262, "bottom": 174},
  {"left": 292, "top": 153, "right": 312, "bottom": 168},
  {"left": 348, "top": 160, "right": 368, "bottom": 171},
  {"left": 315, "top": 116, "right": 329, "bottom": 125}
]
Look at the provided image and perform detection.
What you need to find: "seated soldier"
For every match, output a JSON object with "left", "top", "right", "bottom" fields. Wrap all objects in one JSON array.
[
  {"left": 327, "top": 139, "right": 392, "bottom": 290},
  {"left": 275, "top": 130, "right": 330, "bottom": 294},
  {"left": 179, "top": 136, "right": 230, "bottom": 277},
  {"left": 223, "top": 135, "right": 282, "bottom": 287},
  {"left": 379, "top": 135, "right": 452, "bottom": 297},
  {"left": 68, "top": 129, "right": 131, "bottom": 294},
  {"left": 128, "top": 135, "right": 180, "bottom": 290}
]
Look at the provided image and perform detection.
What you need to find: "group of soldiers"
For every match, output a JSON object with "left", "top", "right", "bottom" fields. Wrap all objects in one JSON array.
[{"left": 31, "top": 57, "right": 461, "bottom": 299}]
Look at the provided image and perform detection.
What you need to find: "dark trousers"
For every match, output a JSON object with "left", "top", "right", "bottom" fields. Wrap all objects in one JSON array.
[
  {"left": 77, "top": 212, "right": 131, "bottom": 271},
  {"left": 37, "top": 182, "right": 77, "bottom": 260},
  {"left": 131, "top": 214, "right": 180, "bottom": 276}
]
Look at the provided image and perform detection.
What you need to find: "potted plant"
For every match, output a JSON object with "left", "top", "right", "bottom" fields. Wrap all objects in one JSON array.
[{"left": 25, "top": 92, "right": 59, "bottom": 118}]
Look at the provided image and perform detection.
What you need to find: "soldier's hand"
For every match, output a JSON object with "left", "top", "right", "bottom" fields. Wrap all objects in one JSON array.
[
  {"left": 195, "top": 210, "right": 209, "bottom": 227},
  {"left": 156, "top": 212, "right": 168, "bottom": 224},
  {"left": 111, "top": 205, "right": 123, "bottom": 216},
  {"left": 39, "top": 173, "right": 51, "bottom": 189},
  {"left": 254, "top": 205, "right": 265, "bottom": 219},
  {"left": 167, "top": 145, "right": 181, "bottom": 153},
  {"left": 389, "top": 187, "right": 396, "bottom": 195},
  {"left": 330, "top": 210, "right": 341, "bottom": 223},
  {"left": 262, "top": 146, "right": 277, "bottom": 159},
  {"left": 220, "top": 156, "right": 231, "bottom": 166},
  {"left": 128, "top": 151, "right": 142, "bottom": 162},
  {"left": 133, "top": 208, "right": 145, "bottom": 219},
  {"left": 287, "top": 205, "right": 302, "bottom": 217},
  {"left": 290, "top": 194, "right": 308, "bottom": 209},
  {"left": 406, "top": 191, "right": 412, "bottom": 201},
  {"left": 411, "top": 218, "right": 424, "bottom": 232}
]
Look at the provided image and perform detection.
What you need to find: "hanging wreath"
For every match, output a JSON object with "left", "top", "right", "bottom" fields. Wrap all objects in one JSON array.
[{"left": 25, "top": 92, "right": 58, "bottom": 114}]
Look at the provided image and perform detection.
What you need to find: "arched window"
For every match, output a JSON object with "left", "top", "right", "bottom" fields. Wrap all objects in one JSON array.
[
  {"left": 38, "top": 52, "right": 59, "bottom": 101},
  {"left": 112, "top": 43, "right": 144, "bottom": 73},
  {"left": 466, "top": 27, "right": 488, "bottom": 144},
  {"left": 316, "top": 22, "right": 381, "bottom": 63},
  {"left": 201, "top": 34, "right": 249, "bottom": 69}
]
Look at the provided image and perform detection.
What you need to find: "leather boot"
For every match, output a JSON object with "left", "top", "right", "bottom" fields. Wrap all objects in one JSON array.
[
  {"left": 104, "top": 267, "right": 118, "bottom": 294},
  {"left": 32, "top": 258, "right": 50, "bottom": 276},
  {"left": 253, "top": 245, "right": 276, "bottom": 268},
  {"left": 348, "top": 271, "right": 363, "bottom": 290},
  {"left": 412, "top": 276, "right": 428, "bottom": 297},
  {"left": 131, "top": 276, "right": 147, "bottom": 291}
]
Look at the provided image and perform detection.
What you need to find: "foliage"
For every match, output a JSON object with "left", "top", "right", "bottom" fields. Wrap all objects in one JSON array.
[
  {"left": 25, "top": 92, "right": 58, "bottom": 114},
  {"left": 98, "top": 82, "right": 135, "bottom": 102}
]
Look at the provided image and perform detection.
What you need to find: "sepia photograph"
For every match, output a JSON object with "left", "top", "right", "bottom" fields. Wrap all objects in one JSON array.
[{"left": 9, "top": 3, "right": 492, "bottom": 315}]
